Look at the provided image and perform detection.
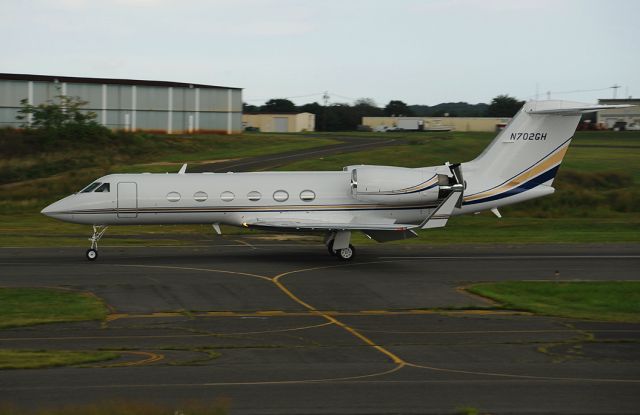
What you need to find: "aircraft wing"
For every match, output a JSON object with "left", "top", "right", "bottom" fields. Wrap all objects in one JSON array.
[{"left": 243, "top": 187, "right": 463, "bottom": 234}]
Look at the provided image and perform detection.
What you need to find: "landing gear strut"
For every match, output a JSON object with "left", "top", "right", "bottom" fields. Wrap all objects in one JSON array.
[
  {"left": 86, "top": 225, "right": 108, "bottom": 261},
  {"left": 325, "top": 231, "right": 356, "bottom": 261}
]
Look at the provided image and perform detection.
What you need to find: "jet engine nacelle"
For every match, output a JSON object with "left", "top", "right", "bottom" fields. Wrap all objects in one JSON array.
[{"left": 347, "top": 166, "right": 441, "bottom": 204}]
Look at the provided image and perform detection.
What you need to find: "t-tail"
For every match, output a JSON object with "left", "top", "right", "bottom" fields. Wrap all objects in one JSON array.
[{"left": 460, "top": 100, "right": 629, "bottom": 212}]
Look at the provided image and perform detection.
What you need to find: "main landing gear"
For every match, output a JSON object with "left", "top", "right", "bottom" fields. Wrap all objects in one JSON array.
[
  {"left": 86, "top": 225, "right": 108, "bottom": 261},
  {"left": 326, "top": 231, "right": 356, "bottom": 261}
]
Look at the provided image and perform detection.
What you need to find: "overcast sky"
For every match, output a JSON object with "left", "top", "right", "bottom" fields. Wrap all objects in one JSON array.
[{"left": 2, "top": 0, "right": 638, "bottom": 106}]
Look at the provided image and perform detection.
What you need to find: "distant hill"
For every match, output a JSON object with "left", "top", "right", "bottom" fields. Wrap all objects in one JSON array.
[{"left": 409, "top": 102, "right": 489, "bottom": 117}]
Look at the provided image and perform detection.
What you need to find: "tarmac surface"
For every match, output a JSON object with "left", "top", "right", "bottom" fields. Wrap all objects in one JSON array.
[{"left": 1, "top": 243, "right": 639, "bottom": 414}]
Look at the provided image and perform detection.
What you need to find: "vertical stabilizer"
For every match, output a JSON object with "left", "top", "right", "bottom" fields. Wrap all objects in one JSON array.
[{"left": 461, "top": 100, "right": 627, "bottom": 208}]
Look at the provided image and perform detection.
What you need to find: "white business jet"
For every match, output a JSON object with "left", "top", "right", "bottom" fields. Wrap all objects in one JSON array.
[{"left": 41, "top": 100, "right": 627, "bottom": 261}]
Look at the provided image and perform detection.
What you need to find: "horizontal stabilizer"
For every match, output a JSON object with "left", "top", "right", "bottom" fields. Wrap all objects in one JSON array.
[{"left": 527, "top": 104, "right": 631, "bottom": 115}]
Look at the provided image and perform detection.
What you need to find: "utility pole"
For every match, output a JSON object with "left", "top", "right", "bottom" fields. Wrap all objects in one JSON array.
[
  {"left": 322, "top": 91, "right": 329, "bottom": 131},
  {"left": 610, "top": 84, "right": 621, "bottom": 99}
]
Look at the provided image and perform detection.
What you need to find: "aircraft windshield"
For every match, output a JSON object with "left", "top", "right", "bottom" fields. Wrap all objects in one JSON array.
[
  {"left": 80, "top": 182, "right": 101, "bottom": 193},
  {"left": 94, "top": 183, "right": 110, "bottom": 193}
]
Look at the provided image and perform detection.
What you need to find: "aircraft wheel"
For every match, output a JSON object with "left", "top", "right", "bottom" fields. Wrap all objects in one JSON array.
[
  {"left": 327, "top": 241, "right": 338, "bottom": 256},
  {"left": 337, "top": 244, "right": 355, "bottom": 261},
  {"left": 86, "top": 249, "right": 98, "bottom": 261}
]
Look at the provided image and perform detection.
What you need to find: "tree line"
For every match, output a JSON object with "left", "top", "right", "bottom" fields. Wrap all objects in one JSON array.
[{"left": 244, "top": 95, "right": 524, "bottom": 131}]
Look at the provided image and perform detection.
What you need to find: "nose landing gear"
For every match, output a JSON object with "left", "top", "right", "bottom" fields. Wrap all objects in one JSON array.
[{"left": 86, "top": 225, "right": 108, "bottom": 261}]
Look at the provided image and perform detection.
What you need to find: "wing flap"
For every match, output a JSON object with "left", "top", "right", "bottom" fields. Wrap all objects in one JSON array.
[{"left": 244, "top": 219, "right": 416, "bottom": 231}]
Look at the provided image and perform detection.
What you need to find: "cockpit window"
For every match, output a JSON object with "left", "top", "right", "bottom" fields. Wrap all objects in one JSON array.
[
  {"left": 80, "top": 182, "right": 101, "bottom": 193},
  {"left": 94, "top": 183, "right": 110, "bottom": 193}
]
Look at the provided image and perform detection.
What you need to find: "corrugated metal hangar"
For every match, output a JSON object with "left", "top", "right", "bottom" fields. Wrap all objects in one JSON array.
[{"left": 0, "top": 73, "right": 242, "bottom": 134}]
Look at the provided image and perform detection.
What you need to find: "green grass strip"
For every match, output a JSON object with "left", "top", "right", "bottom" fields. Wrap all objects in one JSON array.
[
  {"left": 0, "top": 349, "right": 118, "bottom": 369},
  {"left": 466, "top": 281, "right": 640, "bottom": 323},
  {"left": 0, "top": 287, "right": 108, "bottom": 328}
]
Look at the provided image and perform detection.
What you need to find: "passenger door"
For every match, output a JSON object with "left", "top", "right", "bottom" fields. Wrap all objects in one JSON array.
[{"left": 117, "top": 182, "right": 138, "bottom": 218}]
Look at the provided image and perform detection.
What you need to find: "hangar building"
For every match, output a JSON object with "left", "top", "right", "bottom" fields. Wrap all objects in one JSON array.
[
  {"left": 362, "top": 116, "right": 511, "bottom": 132},
  {"left": 597, "top": 98, "right": 640, "bottom": 129},
  {"left": 0, "top": 73, "right": 242, "bottom": 134},
  {"left": 242, "top": 112, "right": 315, "bottom": 132}
]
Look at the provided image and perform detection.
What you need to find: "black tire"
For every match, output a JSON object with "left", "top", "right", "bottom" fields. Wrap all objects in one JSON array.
[
  {"left": 337, "top": 244, "right": 356, "bottom": 261},
  {"left": 86, "top": 248, "right": 98, "bottom": 261}
]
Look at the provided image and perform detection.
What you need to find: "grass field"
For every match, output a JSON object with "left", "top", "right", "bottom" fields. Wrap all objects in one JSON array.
[
  {"left": 0, "top": 288, "right": 117, "bottom": 370},
  {"left": 0, "top": 287, "right": 109, "bottom": 328},
  {"left": 466, "top": 281, "right": 640, "bottom": 322},
  {"left": 0, "top": 349, "right": 118, "bottom": 370},
  {"left": 1, "top": 129, "right": 638, "bottom": 247}
]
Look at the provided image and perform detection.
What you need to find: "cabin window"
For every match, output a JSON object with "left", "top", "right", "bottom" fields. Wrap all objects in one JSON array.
[
  {"left": 247, "top": 191, "right": 261, "bottom": 201},
  {"left": 94, "top": 183, "right": 110, "bottom": 193},
  {"left": 194, "top": 191, "right": 208, "bottom": 202},
  {"left": 273, "top": 190, "right": 289, "bottom": 202},
  {"left": 221, "top": 191, "right": 235, "bottom": 202},
  {"left": 300, "top": 190, "right": 315, "bottom": 202},
  {"left": 80, "top": 182, "right": 101, "bottom": 193},
  {"left": 167, "top": 192, "right": 181, "bottom": 202}
]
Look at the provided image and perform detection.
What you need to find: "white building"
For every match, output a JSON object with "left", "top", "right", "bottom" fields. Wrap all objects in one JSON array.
[
  {"left": 597, "top": 98, "right": 640, "bottom": 129},
  {"left": 242, "top": 113, "right": 316, "bottom": 132}
]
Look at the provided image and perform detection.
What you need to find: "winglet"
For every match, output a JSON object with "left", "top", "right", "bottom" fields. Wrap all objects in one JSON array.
[
  {"left": 420, "top": 185, "right": 463, "bottom": 229},
  {"left": 178, "top": 164, "right": 188, "bottom": 174}
]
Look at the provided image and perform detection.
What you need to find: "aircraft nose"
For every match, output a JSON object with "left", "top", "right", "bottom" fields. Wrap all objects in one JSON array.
[
  {"left": 41, "top": 200, "right": 65, "bottom": 217},
  {"left": 41, "top": 202, "right": 55, "bottom": 217}
]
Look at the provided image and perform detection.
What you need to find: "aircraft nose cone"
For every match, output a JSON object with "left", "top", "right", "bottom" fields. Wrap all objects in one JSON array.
[
  {"left": 41, "top": 203, "right": 54, "bottom": 216},
  {"left": 41, "top": 200, "right": 64, "bottom": 217}
]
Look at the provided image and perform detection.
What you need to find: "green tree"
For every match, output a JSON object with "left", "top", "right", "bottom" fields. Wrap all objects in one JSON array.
[
  {"left": 323, "top": 103, "right": 354, "bottom": 131},
  {"left": 384, "top": 100, "right": 414, "bottom": 116},
  {"left": 261, "top": 98, "right": 296, "bottom": 113},
  {"left": 242, "top": 102, "right": 259, "bottom": 113},
  {"left": 17, "top": 95, "right": 99, "bottom": 131},
  {"left": 15, "top": 92, "right": 110, "bottom": 144},
  {"left": 354, "top": 98, "right": 377, "bottom": 108},
  {"left": 487, "top": 95, "right": 524, "bottom": 117}
]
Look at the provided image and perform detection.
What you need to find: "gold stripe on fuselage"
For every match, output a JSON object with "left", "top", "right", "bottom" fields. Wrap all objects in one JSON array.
[{"left": 464, "top": 144, "right": 568, "bottom": 202}]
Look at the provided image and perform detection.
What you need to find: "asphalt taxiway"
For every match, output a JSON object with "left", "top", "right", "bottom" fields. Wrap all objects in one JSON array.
[{"left": 0, "top": 243, "right": 639, "bottom": 414}]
